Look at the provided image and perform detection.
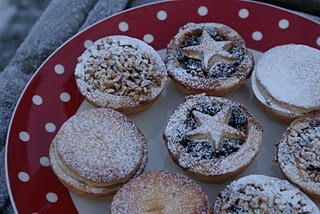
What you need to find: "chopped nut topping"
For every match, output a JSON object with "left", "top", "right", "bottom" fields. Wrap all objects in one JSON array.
[
  {"left": 81, "top": 37, "right": 163, "bottom": 102},
  {"left": 216, "top": 175, "right": 318, "bottom": 213},
  {"left": 288, "top": 122, "right": 320, "bottom": 182}
]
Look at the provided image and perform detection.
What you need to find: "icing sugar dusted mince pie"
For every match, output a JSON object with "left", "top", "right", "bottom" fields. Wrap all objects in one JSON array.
[
  {"left": 49, "top": 108, "right": 148, "bottom": 199},
  {"left": 251, "top": 44, "right": 320, "bottom": 123},
  {"left": 75, "top": 35, "right": 167, "bottom": 115},
  {"left": 110, "top": 170, "right": 213, "bottom": 214},
  {"left": 165, "top": 22, "right": 254, "bottom": 96},
  {"left": 213, "top": 174, "right": 320, "bottom": 213},
  {"left": 275, "top": 110, "right": 320, "bottom": 203},
  {"left": 163, "top": 94, "right": 263, "bottom": 182}
]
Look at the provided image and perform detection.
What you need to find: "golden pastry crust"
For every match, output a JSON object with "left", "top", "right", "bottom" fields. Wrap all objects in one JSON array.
[
  {"left": 74, "top": 35, "right": 167, "bottom": 115},
  {"left": 214, "top": 174, "right": 320, "bottom": 213},
  {"left": 110, "top": 170, "right": 213, "bottom": 214},
  {"left": 275, "top": 110, "right": 320, "bottom": 203},
  {"left": 251, "top": 44, "right": 320, "bottom": 123},
  {"left": 163, "top": 94, "right": 263, "bottom": 182},
  {"left": 165, "top": 22, "right": 254, "bottom": 96},
  {"left": 49, "top": 108, "right": 148, "bottom": 199}
]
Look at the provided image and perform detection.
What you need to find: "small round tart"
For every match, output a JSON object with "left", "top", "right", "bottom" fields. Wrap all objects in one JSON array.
[
  {"left": 165, "top": 22, "right": 254, "bottom": 96},
  {"left": 49, "top": 108, "right": 148, "bottom": 199},
  {"left": 213, "top": 174, "right": 320, "bottom": 213},
  {"left": 275, "top": 110, "right": 320, "bottom": 202},
  {"left": 163, "top": 94, "right": 263, "bottom": 182},
  {"left": 74, "top": 35, "right": 167, "bottom": 115},
  {"left": 110, "top": 170, "right": 213, "bottom": 214},
  {"left": 251, "top": 44, "right": 320, "bottom": 123}
]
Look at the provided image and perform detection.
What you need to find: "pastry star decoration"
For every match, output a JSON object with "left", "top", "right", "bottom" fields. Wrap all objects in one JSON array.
[
  {"left": 186, "top": 106, "right": 246, "bottom": 151},
  {"left": 182, "top": 30, "right": 236, "bottom": 72}
]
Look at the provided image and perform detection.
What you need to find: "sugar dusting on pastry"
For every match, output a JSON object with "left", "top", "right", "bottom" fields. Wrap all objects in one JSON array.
[
  {"left": 255, "top": 44, "right": 320, "bottom": 109},
  {"left": 110, "top": 170, "right": 212, "bottom": 213},
  {"left": 54, "top": 108, "right": 145, "bottom": 183}
]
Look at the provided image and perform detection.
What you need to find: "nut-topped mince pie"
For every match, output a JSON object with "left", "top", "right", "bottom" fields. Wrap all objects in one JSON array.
[
  {"left": 214, "top": 174, "right": 320, "bottom": 213},
  {"left": 165, "top": 22, "right": 254, "bottom": 96},
  {"left": 163, "top": 94, "right": 263, "bottom": 182},
  {"left": 275, "top": 110, "right": 320, "bottom": 202},
  {"left": 75, "top": 35, "right": 167, "bottom": 115}
]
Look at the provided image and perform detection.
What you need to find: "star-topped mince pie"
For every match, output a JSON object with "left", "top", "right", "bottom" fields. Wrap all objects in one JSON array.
[
  {"left": 165, "top": 22, "right": 254, "bottom": 96},
  {"left": 275, "top": 110, "right": 320, "bottom": 203},
  {"left": 163, "top": 94, "right": 263, "bottom": 182}
]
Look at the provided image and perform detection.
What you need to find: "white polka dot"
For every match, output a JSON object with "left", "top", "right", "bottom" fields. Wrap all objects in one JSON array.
[
  {"left": 278, "top": 19, "right": 289, "bottom": 29},
  {"left": 45, "top": 122, "right": 56, "bottom": 133},
  {"left": 143, "top": 34, "right": 154, "bottom": 44},
  {"left": 198, "top": 6, "right": 208, "bottom": 16},
  {"left": 118, "top": 22, "right": 129, "bottom": 32},
  {"left": 252, "top": 31, "right": 263, "bottom": 41},
  {"left": 54, "top": 64, "right": 65, "bottom": 74},
  {"left": 32, "top": 95, "right": 43, "bottom": 106},
  {"left": 19, "top": 131, "right": 30, "bottom": 142},
  {"left": 40, "top": 156, "right": 50, "bottom": 167},
  {"left": 84, "top": 40, "right": 93, "bottom": 49},
  {"left": 316, "top": 37, "right": 320, "bottom": 46},
  {"left": 46, "top": 192, "right": 58, "bottom": 203},
  {"left": 238, "top": 8, "right": 249, "bottom": 19},
  {"left": 60, "top": 92, "right": 71, "bottom": 102},
  {"left": 157, "top": 10, "right": 167, "bottom": 20},
  {"left": 18, "top": 172, "right": 30, "bottom": 182}
]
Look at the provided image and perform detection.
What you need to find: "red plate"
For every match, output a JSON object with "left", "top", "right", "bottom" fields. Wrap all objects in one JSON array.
[{"left": 6, "top": 0, "right": 320, "bottom": 213}]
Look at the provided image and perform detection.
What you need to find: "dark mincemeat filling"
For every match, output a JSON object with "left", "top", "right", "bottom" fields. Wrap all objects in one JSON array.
[
  {"left": 298, "top": 119, "right": 320, "bottom": 174},
  {"left": 176, "top": 28, "right": 244, "bottom": 79},
  {"left": 176, "top": 103, "right": 248, "bottom": 160},
  {"left": 228, "top": 204, "right": 244, "bottom": 213}
]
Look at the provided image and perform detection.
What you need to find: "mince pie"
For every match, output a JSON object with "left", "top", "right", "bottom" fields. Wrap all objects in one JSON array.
[
  {"left": 214, "top": 174, "right": 320, "bottom": 213},
  {"left": 163, "top": 94, "right": 263, "bottom": 182},
  {"left": 165, "top": 22, "right": 254, "bottom": 96},
  {"left": 251, "top": 44, "right": 320, "bottom": 123},
  {"left": 110, "top": 170, "right": 213, "bottom": 214},
  {"left": 275, "top": 110, "right": 320, "bottom": 202},
  {"left": 49, "top": 108, "right": 148, "bottom": 199},
  {"left": 74, "top": 35, "right": 167, "bottom": 115}
]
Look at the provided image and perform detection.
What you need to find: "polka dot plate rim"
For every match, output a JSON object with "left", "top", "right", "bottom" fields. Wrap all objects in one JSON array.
[{"left": 5, "top": 0, "right": 320, "bottom": 213}]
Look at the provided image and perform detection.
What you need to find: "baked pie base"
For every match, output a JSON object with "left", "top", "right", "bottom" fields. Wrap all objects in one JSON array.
[
  {"left": 163, "top": 94, "right": 263, "bottom": 182},
  {"left": 110, "top": 170, "right": 213, "bottom": 214},
  {"left": 49, "top": 108, "right": 148, "bottom": 199},
  {"left": 275, "top": 110, "right": 320, "bottom": 203}
]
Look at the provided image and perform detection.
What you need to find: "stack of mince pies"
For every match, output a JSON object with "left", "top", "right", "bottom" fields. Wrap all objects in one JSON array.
[{"left": 47, "top": 22, "right": 320, "bottom": 212}]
